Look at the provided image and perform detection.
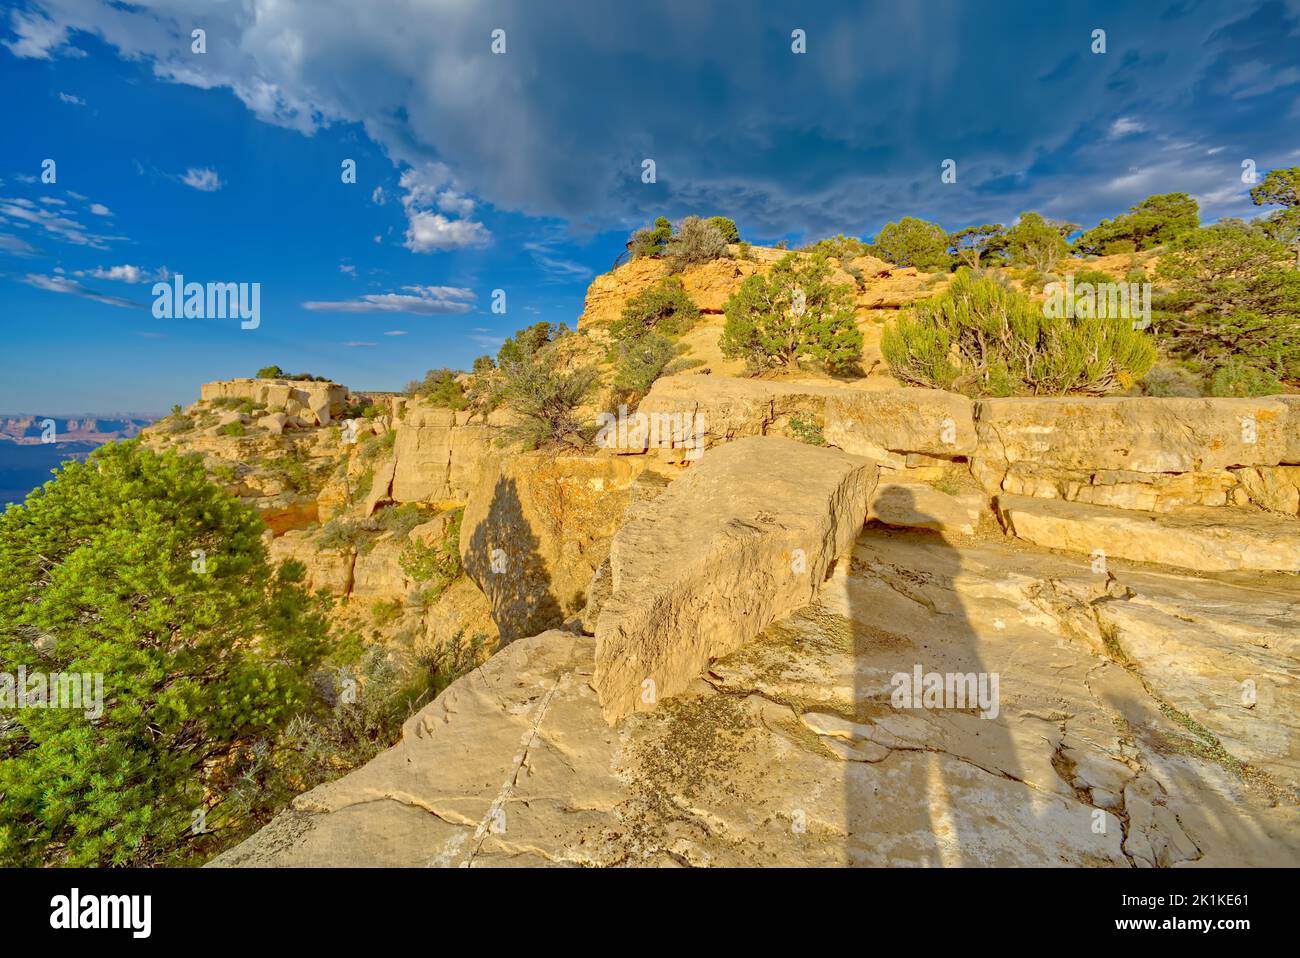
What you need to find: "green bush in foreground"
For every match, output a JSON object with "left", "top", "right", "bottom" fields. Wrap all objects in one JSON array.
[
  {"left": 0, "top": 442, "right": 331, "bottom": 866},
  {"left": 882, "top": 270, "right": 1156, "bottom": 396}
]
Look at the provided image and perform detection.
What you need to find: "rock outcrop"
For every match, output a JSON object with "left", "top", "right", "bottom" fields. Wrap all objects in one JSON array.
[
  {"left": 200, "top": 378, "right": 349, "bottom": 426},
  {"left": 390, "top": 403, "right": 494, "bottom": 504},
  {"left": 593, "top": 436, "right": 877, "bottom": 721},
  {"left": 214, "top": 529, "right": 1300, "bottom": 868}
]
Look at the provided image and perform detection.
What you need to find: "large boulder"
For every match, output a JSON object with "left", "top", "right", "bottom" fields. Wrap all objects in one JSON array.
[{"left": 593, "top": 436, "right": 877, "bottom": 722}]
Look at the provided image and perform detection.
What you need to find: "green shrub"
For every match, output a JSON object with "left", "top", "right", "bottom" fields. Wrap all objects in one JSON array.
[
  {"left": 803, "top": 233, "right": 869, "bottom": 262},
  {"left": 371, "top": 598, "right": 403, "bottom": 627},
  {"left": 1208, "top": 358, "right": 1284, "bottom": 396},
  {"left": 1156, "top": 224, "right": 1300, "bottom": 382},
  {"left": 882, "top": 270, "right": 1156, "bottom": 396},
  {"left": 1073, "top": 193, "right": 1200, "bottom": 255},
  {"left": 611, "top": 276, "right": 699, "bottom": 340},
  {"left": 318, "top": 518, "right": 363, "bottom": 551},
  {"left": 256, "top": 366, "right": 325, "bottom": 382},
  {"left": 628, "top": 217, "right": 672, "bottom": 259},
  {"left": 708, "top": 216, "right": 740, "bottom": 244},
  {"left": 720, "top": 252, "right": 863, "bottom": 375},
  {"left": 376, "top": 502, "right": 428, "bottom": 538},
  {"left": 496, "top": 326, "right": 598, "bottom": 450},
  {"left": 406, "top": 368, "right": 468, "bottom": 409},
  {"left": 609, "top": 331, "right": 700, "bottom": 404},
  {"left": 872, "top": 217, "right": 951, "bottom": 271},
  {"left": 665, "top": 216, "right": 728, "bottom": 272},
  {"left": 399, "top": 509, "right": 463, "bottom": 594},
  {"left": 1140, "top": 364, "right": 1203, "bottom": 397},
  {"left": 1067, "top": 268, "right": 1117, "bottom": 287},
  {"left": 788, "top": 415, "right": 826, "bottom": 446},
  {"left": 736, "top": 241, "right": 753, "bottom": 260},
  {"left": 0, "top": 442, "right": 331, "bottom": 865},
  {"left": 1005, "top": 212, "right": 1074, "bottom": 272},
  {"left": 219, "top": 421, "right": 246, "bottom": 437}
]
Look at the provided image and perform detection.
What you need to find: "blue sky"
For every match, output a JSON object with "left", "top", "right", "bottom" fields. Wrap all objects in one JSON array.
[{"left": 2, "top": 0, "right": 1299, "bottom": 414}]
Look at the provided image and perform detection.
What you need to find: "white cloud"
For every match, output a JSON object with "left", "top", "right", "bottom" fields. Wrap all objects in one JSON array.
[
  {"left": 20, "top": 273, "right": 136, "bottom": 307},
  {"left": 342, "top": 341, "right": 377, "bottom": 347},
  {"left": 302, "top": 285, "right": 476, "bottom": 314},
  {"left": 1108, "top": 117, "right": 1147, "bottom": 139},
  {"left": 72, "top": 264, "right": 159, "bottom": 283},
  {"left": 398, "top": 163, "right": 489, "bottom": 252},
  {"left": 371, "top": 186, "right": 385, "bottom": 205},
  {"left": 383, "top": 330, "right": 407, "bottom": 336},
  {"left": 403, "top": 210, "right": 490, "bottom": 252},
  {"left": 0, "top": 196, "right": 119, "bottom": 249},
  {"left": 3, "top": 9, "right": 84, "bottom": 60},
  {"left": 57, "top": 91, "right": 85, "bottom": 105},
  {"left": 339, "top": 263, "right": 356, "bottom": 276},
  {"left": 436, "top": 190, "right": 475, "bottom": 217},
  {"left": 0, "top": 233, "right": 37, "bottom": 255},
  {"left": 88, "top": 203, "right": 111, "bottom": 216},
  {"left": 180, "top": 167, "right": 222, "bottom": 192}
]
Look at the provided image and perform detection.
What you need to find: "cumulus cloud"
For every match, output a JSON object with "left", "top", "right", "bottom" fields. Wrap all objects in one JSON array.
[
  {"left": 302, "top": 285, "right": 476, "bottom": 314},
  {"left": 398, "top": 164, "right": 489, "bottom": 252},
  {"left": 403, "top": 210, "right": 490, "bottom": 252},
  {"left": 88, "top": 202, "right": 111, "bottom": 216},
  {"left": 180, "top": 167, "right": 222, "bottom": 192},
  {"left": 57, "top": 91, "right": 85, "bottom": 105},
  {"left": 8, "top": 0, "right": 1300, "bottom": 236},
  {"left": 20, "top": 272, "right": 137, "bottom": 307}
]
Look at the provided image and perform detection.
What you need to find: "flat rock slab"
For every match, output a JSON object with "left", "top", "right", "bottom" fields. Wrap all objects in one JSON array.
[
  {"left": 976, "top": 395, "right": 1300, "bottom": 476},
  {"left": 997, "top": 494, "right": 1300, "bottom": 572},
  {"left": 215, "top": 531, "right": 1300, "bottom": 867},
  {"left": 593, "top": 435, "right": 877, "bottom": 722}
]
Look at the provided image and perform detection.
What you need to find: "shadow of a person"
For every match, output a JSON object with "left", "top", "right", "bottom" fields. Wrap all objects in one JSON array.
[{"left": 843, "top": 486, "right": 1035, "bottom": 866}]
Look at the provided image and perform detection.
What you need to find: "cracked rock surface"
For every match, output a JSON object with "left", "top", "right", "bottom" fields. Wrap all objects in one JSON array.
[{"left": 213, "top": 529, "right": 1299, "bottom": 867}]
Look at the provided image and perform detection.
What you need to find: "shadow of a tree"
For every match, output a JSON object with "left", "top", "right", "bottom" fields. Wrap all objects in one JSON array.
[{"left": 462, "top": 474, "right": 562, "bottom": 644}]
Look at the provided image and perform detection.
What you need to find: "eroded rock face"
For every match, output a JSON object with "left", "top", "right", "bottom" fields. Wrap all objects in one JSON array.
[
  {"left": 390, "top": 403, "right": 494, "bottom": 504},
  {"left": 200, "top": 378, "right": 349, "bottom": 425},
  {"left": 974, "top": 395, "right": 1300, "bottom": 481},
  {"left": 214, "top": 531, "right": 1300, "bottom": 868},
  {"left": 997, "top": 494, "right": 1300, "bottom": 572},
  {"left": 460, "top": 453, "right": 649, "bottom": 642},
  {"left": 824, "top": 388, "right": 977, "bottom": 463},
  {"left": 593, "top": 436, "right": 877, "bottom": 722}
]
